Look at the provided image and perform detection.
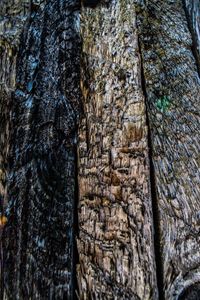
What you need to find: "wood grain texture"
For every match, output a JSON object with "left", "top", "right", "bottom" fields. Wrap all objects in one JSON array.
[
  {"left": 136, "top": 1, "right": 200, "bottom": 299},
  {"left": 1, "top": 0, "right": 82, "bottom": 298},
  {"left": 77, "top": 1, "right": 158, "bottom": 299}
]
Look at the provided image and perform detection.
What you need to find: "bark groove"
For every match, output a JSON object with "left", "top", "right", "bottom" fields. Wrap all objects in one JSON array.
[{"left": 183, "top": 0, "right": 200, "bottom": 73}]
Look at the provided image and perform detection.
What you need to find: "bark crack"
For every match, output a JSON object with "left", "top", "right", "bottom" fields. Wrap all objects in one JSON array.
[{"left": 137, "top": 34, "right": 164, "bottom": 300}]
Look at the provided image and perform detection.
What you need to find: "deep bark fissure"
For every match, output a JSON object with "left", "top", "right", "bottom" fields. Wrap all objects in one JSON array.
[
  {"left": 178, "top": 282, "right": 200, "bottom": 300},
  {"left": 137, "top": 35, "right": 164, "bottom": 300},
  {"left": 182, "top": 0, "right": 200, "bottom": 76},
  {"left": 0, "top": 235, "right": 4, "bottom": 300}
]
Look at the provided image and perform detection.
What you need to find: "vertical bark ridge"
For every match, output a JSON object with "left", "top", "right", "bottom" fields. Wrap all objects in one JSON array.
[
  {"left": 1, "top": 0, "right": 82, "bottom": 298},
  {"left": 77, "top": 1, "right": 158, "bottom": 299},
  {"left": 136, "top": 0, "right": 200, "bottom": 299}
]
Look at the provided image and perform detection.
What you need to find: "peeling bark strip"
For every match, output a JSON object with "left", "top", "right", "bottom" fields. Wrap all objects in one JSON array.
[
  {"left": 1, "top": 0, "right": 82, "bottom": 298},
  {"left": 136, "top": 1, "right": 200, "bottom": 299},
  {"left": 77, "top": 1, "right": 158, "bottom": 299}
]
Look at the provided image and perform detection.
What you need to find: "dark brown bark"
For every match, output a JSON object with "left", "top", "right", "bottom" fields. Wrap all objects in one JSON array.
[{"left": 1, "top": 0, "right": 82, "bottom": 298}]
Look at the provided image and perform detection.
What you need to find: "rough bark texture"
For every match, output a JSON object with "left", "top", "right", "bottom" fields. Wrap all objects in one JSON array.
[
  {"left": 1, "top": 0, "right": 200, "bottom": 299},
  {"left": 77, "top": 1, "right": 158, "bottom": 299},
  {"left": 1, "top": 0, "right": 82, "bottom": 298},
  {"left": 0, "top": 0, "right": 30, "bottom": 295},
  {"left": 136, "top": 1, "right": 200, "bottom": 299},
  {"left": 0, "top": 0, "right": 30, "bottom": 218}
]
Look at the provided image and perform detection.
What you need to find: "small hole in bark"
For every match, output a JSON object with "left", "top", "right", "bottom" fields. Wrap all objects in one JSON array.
[
  {"left": 88, "top": 195, "right": 94, "bottom": 200},
  {"left": 82, "top": 0, "right": 101, "bottom": 8}
]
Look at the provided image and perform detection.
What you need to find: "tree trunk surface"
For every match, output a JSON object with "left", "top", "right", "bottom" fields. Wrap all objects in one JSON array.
[
  {"left": 0, "top": 0, "right": 30, "bottom": 297},
  {"left": 0, "top": 0, "right": 200, "bottom": 300},
  {"left": 184, "top": 0, "right": 200, "bottom": 72},
  {"left": 136, "top": 1, "right": 200, "bottom": 299},
  {"left": 1, "top": 0, "right": 82, "bottom": 298}
]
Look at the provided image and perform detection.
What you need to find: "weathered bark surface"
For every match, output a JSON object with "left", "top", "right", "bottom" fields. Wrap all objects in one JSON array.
[
  {"left": 1, "top": 0, "right": 82, "bottom": 298},
  {"left": 136, "top": 1, "right": 200, "bottom": 299},
  {"left": 77, "top": 1, "right": 158, "bottom": 299},
  {"left": 1, "top": 0, "right": 200, "bottom": 299}
]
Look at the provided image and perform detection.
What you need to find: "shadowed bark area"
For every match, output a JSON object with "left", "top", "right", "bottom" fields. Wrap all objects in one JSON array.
[
  {"left": 178, "top": 283, "right": 200, "bottom": 300},
  {"left": 77, "top": 1, "right": 158, "bottom": 299},
  {"left": 136, "top": 0, "right": 200, "bottom": 298},
  {"left": 1, "top": 0, "right": 82, "bottom": 298},
  {"left": 184, "top": 0, "right": 200, "bottom": 73}
]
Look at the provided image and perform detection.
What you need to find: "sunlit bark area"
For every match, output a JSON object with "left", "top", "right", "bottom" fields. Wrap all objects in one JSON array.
[{"left": 77, "top": 1, "right": 158, "bottom": 299}]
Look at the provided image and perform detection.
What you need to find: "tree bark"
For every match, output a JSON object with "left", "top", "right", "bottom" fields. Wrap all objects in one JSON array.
[
  {"left": 0, "top": 0, "right": 200, "bottom": 299},
  {"left": 0, "top": 0, "right": 30, "bottom": 296},
  {"left": 1, "top": 0, "right": 82, "bottom": 298},
  {"left": 0, "top": 0, "right": 30, "bottom": 219},
  {"left": 77, "top": 1, "right": 158, "bottom": 299},
  {"left": 136, "top": 0, "right": 200, "bottom": 299}
]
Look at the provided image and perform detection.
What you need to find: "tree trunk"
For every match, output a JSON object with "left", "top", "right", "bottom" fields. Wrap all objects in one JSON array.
[{"left": 0, "top": 0, "right": 200, "bottom": 299}]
